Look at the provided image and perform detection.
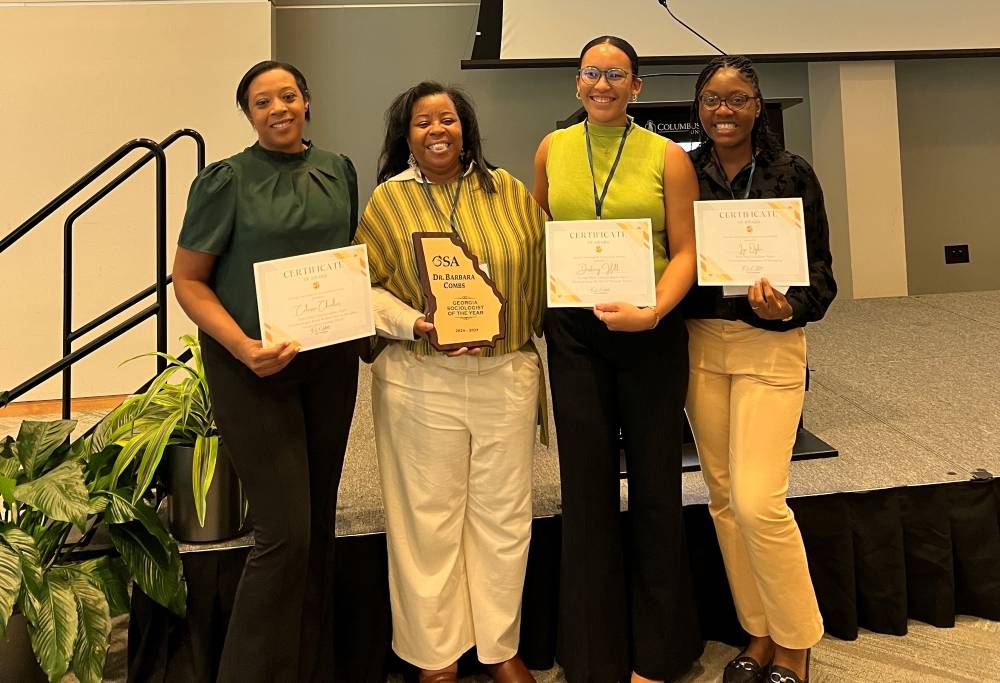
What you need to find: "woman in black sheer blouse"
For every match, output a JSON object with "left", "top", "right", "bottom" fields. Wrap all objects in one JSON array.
[{"left": 683, "top": 55, "right": 835, "bottom": 683}]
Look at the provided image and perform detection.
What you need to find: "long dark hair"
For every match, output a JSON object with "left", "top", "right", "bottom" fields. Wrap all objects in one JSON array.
[
  {"left": 236, "top": 60, "right": 311, "bottom": 121},
  {"left": 579, "top": 35, "right": 640, "bottom": 76},
  {"left": 376, "top": 81, "right": 496, "bottom": 192},
  {"left": 690, "top": 55, "right": 780, "bottom": 158}
]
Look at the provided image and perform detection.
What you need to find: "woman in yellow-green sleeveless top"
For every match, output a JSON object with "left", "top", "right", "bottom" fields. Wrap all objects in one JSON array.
[{"left": 533, "top": 36, "right": 702, "bottom": 683}]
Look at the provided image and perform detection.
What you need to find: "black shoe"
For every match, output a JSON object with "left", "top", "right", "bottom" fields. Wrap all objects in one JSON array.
[
  {"left": 723, "top": 652, "right": 768, "bottom": 683},
  {"left": 766, "top": 649, "right": 810, "bottom": 683}
]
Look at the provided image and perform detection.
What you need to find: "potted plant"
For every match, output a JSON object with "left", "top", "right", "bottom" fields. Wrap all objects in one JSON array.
[
  {"left": 99, "top": 335, "right": 244, "bottom": 543},
  {"left": 0, "top": 419, "right": 186, "bottom": 683}
]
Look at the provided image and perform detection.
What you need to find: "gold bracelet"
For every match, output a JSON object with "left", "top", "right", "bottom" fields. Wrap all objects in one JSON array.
[{"left": 648, "top": 307, "right": 662, "bottom": 329}]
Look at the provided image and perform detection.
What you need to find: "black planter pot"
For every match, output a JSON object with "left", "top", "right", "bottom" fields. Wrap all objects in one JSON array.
[
  {"left": 0, "top": 614, "right": 47, "bottom": 683},
  {"left": 163, "top": 443, "right": 243, "bottom": 543}
]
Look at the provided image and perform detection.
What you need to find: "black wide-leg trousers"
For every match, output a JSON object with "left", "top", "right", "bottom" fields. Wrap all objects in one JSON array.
[
  {"left": 200, "top": 332, "right": 359, "bottom": 683},
  {"left": 544, "top": 309, "right": 702, "bottom": 682}
]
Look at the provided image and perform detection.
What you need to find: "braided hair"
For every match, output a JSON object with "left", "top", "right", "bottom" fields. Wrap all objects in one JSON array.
[{"left": 690, "top": 55, "right": 781, "bottom": 158}]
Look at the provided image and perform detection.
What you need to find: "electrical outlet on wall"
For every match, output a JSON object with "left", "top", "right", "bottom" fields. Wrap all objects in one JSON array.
[{"left": 944, "top": 244, "right": 970, "bottom": 264}]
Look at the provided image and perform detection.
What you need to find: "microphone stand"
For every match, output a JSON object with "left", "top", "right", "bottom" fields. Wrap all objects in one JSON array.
[{"left": 655, "top": 0, "right": 728, "bottom": 56}]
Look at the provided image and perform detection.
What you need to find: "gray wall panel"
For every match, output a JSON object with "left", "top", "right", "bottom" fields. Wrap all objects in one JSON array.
[
  {"left": 897, "top": 57, "right": 1000, "bottom": 294},
  {"left": 274, "top": 4, "right": 813, "bottom": 204}
]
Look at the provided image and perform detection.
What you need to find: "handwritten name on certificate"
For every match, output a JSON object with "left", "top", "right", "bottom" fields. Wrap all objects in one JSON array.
[
  {"left": 694, "top": 198, "right": 809, "bottom": 287},
  {"left": 546, "top": 219, "right": 656, "bottom": 308},
  {"left": 253, "top": 245, "right": 375, "bottom": 351}
]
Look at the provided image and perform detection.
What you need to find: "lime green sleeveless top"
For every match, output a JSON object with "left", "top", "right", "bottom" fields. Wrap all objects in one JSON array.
[{"left": 546, "top": 121, "right": 669, "bottom": 280}]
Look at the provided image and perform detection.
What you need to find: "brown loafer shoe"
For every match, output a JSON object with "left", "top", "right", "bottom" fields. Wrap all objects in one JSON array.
[
  {"left": 419, "top": 668, "right": 458, "bottom": 683},
  {"left": 485, "top": 655, "right": 536, "bottom": 683}
]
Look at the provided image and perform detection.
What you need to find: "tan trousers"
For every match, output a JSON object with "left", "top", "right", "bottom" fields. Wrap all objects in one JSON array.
[
  {"left": 371, "top": 343, "right": 540, "bottom": 669},
  {"left": 685, "top": 319, "right": 824, "bottom": 649}
]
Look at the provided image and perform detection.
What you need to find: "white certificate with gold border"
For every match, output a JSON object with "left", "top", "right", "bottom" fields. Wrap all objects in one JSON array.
[
  {"left": 253, "top": 244, "right": 375, "bottom": 351},
  {"left": 694, "top": 198, "right": 809, "bottom": 286},
  {"left": 546, "top": 219, "right": 656, "bottom": 308}
]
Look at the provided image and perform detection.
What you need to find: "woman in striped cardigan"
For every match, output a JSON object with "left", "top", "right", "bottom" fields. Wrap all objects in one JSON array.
[{"left": 354, "top": 81, "right": 545, "bottom": 683}]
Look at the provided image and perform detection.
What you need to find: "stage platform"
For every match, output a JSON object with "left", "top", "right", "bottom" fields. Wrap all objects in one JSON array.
[
  {"left": 4, "top": 291, "right": 996, "bottom": 536},
  {"left": 301, "top": 289, "right": 1000, "bottom": 538},
  {"left": 4, "top": 291, "right": 999, "bottom": 683}
]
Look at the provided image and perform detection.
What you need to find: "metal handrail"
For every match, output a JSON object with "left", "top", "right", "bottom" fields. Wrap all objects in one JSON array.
[
  {"left": 0, "top": 129, "right": 206, "bottom": 416},
  {"left": 4, "top": 305, "right": 160, "bottom": 403},
  {"left": 0, "top": 129, "right": 204, "bottom": 255},
  {"left": 61, "top": 130, "right": 205, "bottom": 418}
]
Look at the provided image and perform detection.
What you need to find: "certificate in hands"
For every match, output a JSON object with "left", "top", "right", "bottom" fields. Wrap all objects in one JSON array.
[
  {"left": 546, "top": 219, "right": 656, "bottom": 308},
  {"left": 253, "top": 244, "right": 375, "bottom": 351},
  {"left": 694, "top": 198, "right": 809, "bottom": 287}
]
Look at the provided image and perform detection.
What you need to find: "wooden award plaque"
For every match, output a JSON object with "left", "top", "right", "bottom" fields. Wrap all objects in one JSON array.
[{"left": 412, "top": 232, "right": 506, "bottom": 351}]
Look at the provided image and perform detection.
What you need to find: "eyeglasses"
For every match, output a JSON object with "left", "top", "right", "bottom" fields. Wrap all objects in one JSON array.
[
  {"left": 578, "top": 66, "right": 635, "bottom": 85},
  {"left": 699, "top": 92, "right": 756, "bottom": 111}
]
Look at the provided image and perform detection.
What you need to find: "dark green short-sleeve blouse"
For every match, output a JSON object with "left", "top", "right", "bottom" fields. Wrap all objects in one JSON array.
[{"left": 178, "top": 142, "right": 358, "bottom": 339}]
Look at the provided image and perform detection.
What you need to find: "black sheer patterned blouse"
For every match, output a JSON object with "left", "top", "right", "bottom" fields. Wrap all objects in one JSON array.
[{"left": 683, "top": 145, "right": 837, "bottom": 331}]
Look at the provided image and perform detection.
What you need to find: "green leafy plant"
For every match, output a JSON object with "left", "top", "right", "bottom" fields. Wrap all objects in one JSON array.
[
  {"left": 0, "top": 419, "right": 186, "bottom": 683},
  {"left": 99, "top": 334, "right": 220, "bottom": 526}
]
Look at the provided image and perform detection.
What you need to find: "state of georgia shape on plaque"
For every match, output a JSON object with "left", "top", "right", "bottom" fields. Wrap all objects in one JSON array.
[{"left": 411, "top": 232, "right": 506, "bottom": 351}]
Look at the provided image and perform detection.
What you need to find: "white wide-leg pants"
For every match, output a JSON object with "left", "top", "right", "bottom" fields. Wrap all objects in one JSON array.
[{"left": 371, "top": 343, "right": 540, "bottom": 669}]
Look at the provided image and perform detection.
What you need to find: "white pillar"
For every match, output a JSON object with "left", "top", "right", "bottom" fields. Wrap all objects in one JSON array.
[{"left": 808, "top": 61, "right": 908, "bottom": 299}]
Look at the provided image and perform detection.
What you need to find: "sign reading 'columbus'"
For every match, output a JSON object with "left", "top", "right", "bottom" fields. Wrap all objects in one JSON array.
[{"left": 412, "top": 232, "right": 506, "bottom": 351}]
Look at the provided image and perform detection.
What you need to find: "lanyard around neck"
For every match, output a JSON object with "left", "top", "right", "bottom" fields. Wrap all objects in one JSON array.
[
  {"left": 418, "top": 171, "right": 465, "bottom": 235},
  {"left": 585, "top": 118, "right": 632, "bottom": 219},
  {"left": 713, "top": 149, "right": 757, "bottom": 200}
]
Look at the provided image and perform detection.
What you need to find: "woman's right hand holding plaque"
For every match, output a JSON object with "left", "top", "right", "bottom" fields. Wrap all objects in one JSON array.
[{"left": 412, "top": 232, "right": 506, "bottom": 352}]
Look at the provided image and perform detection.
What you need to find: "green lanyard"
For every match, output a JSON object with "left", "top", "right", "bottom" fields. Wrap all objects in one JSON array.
[
  {"left": 418, "top": 171, "right": 465, "bottom": 235},
  {"left": 584, "top": 118, "right": 632, "bottom": 219}
]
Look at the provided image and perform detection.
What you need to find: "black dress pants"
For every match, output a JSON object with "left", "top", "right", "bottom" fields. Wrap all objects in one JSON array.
[
  {"left": 544, "top": 309, "right": 701, "bottom": 682},
  {"left": 200, "top": 332, "right": 359, "bottom": 683}
]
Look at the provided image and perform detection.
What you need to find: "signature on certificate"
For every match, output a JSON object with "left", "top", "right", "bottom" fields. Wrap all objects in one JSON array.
[
  {"left": 737, "top": 240, "right": 762, "bottom": 257},
  {"left": 295, "top": 297, "right": 338, "bottom": 318},
  {"left": 577, "top": 261, "right": 621, "bottom": 277}
]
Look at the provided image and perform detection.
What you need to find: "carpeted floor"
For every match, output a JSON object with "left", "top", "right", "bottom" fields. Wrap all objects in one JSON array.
[
  {"left": 388, "top": 617, "right": 1000, "bottom": 683},
  {"left": 72, "top": 614, "right": 1000, "bottom": 682}
]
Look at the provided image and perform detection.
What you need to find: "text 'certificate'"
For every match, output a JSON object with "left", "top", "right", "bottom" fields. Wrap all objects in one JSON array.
[
  {"left": 253, "top": 244, "right": 375, "bottom": 351},
  {"left": 694, "top": 198, "right": 809, "bottom": 287},
  {"left": 546, "top": 219, "right": 656, "bottom": 308}
]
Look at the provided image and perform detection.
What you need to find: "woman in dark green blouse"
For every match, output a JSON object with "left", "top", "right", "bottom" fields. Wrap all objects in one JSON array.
[{"left": 173, "top": 61, "right": 359, "bottom": 683}]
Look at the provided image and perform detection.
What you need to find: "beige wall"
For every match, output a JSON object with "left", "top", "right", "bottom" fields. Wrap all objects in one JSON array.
[
  {"left": 0, "top": 1, "right": 271, "bottom": 401},
  {"left": 809, "top": 62, "right": 909, "bottom": 300},
  {"left": 898, "top": 57, "right": 1000, "bottom": 294},
  {"left": 840, "top": 62, "right": 909, "bottom": 299}
]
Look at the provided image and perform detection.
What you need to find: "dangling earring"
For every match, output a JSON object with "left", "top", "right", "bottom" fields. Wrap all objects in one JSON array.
[
  {"left": 575, "top": 90, "right": 581, "bottom": 100},
  {"left": 631, "top": 93, "right": 638, "bottom": 103},
  {"left": 407, "top": 152, "right": 418, "bottom": 171}
]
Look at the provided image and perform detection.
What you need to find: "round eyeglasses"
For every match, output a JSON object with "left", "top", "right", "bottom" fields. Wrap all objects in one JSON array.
[
  {"left": 578, "top": 66, "right": 634, "bottom": 85},
  {"left": 699, "top": 92, "right": 756, "bottom": 111}
]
